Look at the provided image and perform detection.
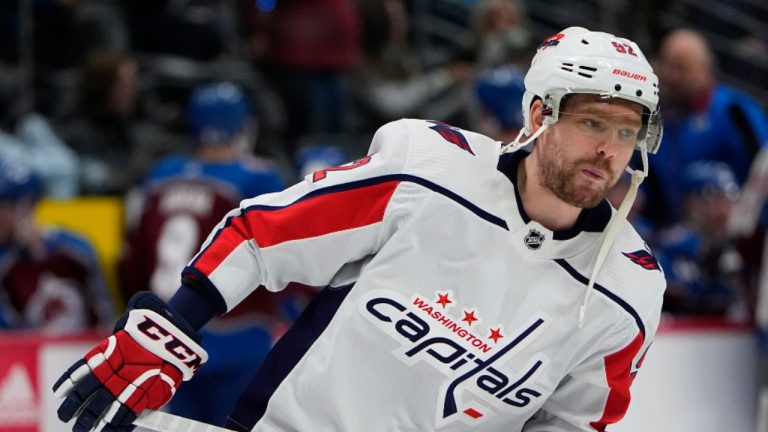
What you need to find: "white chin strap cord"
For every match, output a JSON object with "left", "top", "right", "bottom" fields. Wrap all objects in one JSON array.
[
  {"left": 499, "top": 129, "right": 650, "bottom": 329},
  {"left": 578, "top": 145, "right": 649, "bottom": 328},
  {"left": 500, "top": 124, "right": 550, "bottom": 154}
]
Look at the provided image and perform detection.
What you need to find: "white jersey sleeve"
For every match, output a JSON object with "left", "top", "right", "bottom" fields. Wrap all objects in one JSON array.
[
  {"left": 523, "top": 313, "right": 661, "bottom": 431},
  {"left": 182, "top": 119, "right": 491, "bottom": 312}
]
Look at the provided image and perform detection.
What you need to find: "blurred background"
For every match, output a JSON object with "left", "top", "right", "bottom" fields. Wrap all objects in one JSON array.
[{"left": 0, "top": 0, "right": 766, "bottom": 431}]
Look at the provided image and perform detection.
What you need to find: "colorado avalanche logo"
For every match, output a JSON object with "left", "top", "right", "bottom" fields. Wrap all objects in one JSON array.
[
  {"left": 622, "top": 250, "right": 660, "bottom": 271},
  {"left": 427, "top": 121, "right": 475, "bottom": 156}
]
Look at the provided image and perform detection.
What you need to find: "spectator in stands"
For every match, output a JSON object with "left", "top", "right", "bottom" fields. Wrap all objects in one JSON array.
[
  {"left": 645, "top": 28, "right": 768, "bottom": 228},
  {"left": 118, "top": 82, "right": 311, "bottom": 425},
  {"left": 242, "top": 0, "right": 361, "bottom": 155},
  {"left": 0, "top": 0, "right": 129, "bottom": 117},
  {"left": 470, "top": 0, "right": 532, "bottom": 69},
  {"left": 124, "top": 0, "right": 231, "bottom": 62},
  {"left": 0, "top": 158, "right": 114, "bottom": 332},
  {"left": 58, "top": 51, "right": 172, "bottom": 195},
  {"left": 0, "top": 67, "right": 80, "bottom": 198},
  {"left": 656, "top": 161, "right": 754, "bottom": 322},
  {"left": 353, "top": 0, "right": 474, "bottom": 132}
]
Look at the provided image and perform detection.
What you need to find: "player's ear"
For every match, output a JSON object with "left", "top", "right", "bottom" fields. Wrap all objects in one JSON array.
[{"left": 529, "top": 99, "right": 545, "bottom": 135}]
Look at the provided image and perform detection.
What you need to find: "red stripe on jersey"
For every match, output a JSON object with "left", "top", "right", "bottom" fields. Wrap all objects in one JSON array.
[
  {"left": 589, "top": 333, "right": 644, "bottom": 431},
  {"left": 194, "top": 181, "right": 399, "bottom": 275}
]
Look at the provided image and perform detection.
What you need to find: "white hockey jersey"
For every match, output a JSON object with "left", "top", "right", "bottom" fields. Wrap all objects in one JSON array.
[{"left": 184, "top": 119, "right": 666, "bottom": 431}]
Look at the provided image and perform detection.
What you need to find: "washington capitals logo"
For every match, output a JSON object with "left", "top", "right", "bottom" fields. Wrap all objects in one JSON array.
[
  {"left": 622, "top": 250, "right": 660, "bottom": 271},
  {"left": 427, "top": 121, "right": 475, "bottom": 156},
  {"left": 537, "top": 33, "right": 564, "bottom": 50},
  {"left": 361, "top": 289, "right": 551, "bottom": 427}
]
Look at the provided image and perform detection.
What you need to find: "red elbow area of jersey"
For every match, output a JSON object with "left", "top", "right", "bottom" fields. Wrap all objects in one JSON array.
[
  {"left": 589, "top": 332, "right": 644, "bottom": 431},
  {"left": 194, "top": 180, "right": 400, "bottom": 275}
]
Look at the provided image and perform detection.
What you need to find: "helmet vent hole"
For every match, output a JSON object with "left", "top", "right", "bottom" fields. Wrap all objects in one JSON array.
[
  {"left": 577, "top": 72, "right": 593, "bottom": 78},
  {"left": 636, "top": 90, "right": 643, "bottom": 96},
  {"left": 581, "top": 39, "right": 589, "bottom": 44},
  {"left": 614, "top": 84, "right": 622, "bottom": 91},
  {"left": 560, "top": 62, "right": 574, "bottom": 72},
  {"left": 579, "top": 65, "right": 597, "bottom": 72}
]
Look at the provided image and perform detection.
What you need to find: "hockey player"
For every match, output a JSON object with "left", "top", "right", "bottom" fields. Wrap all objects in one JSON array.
[
  {"left": 656, "top": 161, "right": 751, "bottom": 319},
  {"left": 117, "top": 82, "right": 308, "bottom": 425},
  {"left": 53, "top": 27, "right": 666, "bottom": 431},
  {"left": 0, "top": 158, "right": 113, "bottom": 331},
  {"left": 118, "top": 82, "right": 285, "bottom": 303},
  {"left": 473, "top": 64, "right": 527, "bottom": 142}
]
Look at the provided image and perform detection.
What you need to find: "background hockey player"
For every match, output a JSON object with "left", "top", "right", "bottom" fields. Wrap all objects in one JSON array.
[
  {"left": 53, "top": 27, "right": 666, "bottom": 431},
  {"left": 656, "top": 160, "right": 755, "bottom": 320},
  {"left": 118, "top": 82, "right": 318, "bottom": 425},
  {"left": 0, "top": 157, "right": 113, "bottom": 331}
]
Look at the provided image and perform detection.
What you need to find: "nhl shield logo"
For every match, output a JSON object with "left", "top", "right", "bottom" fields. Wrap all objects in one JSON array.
[{"left": 524, "top": 229, "right": 545, "bottom": 250}]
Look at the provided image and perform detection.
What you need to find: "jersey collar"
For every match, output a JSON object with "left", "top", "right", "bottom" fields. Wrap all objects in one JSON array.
[{"left": 496, "top": 150, "right": 612, "bottom": 240}]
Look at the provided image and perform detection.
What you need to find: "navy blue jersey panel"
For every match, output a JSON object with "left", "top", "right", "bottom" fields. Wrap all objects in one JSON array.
[{"left": 225, "top": 283, "right": 354, "bottom": 430}]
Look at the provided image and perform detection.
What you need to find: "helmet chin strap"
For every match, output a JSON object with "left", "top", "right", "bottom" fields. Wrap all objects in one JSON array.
[
  {"left": 578, "top": 143, "right": 649, "bottom": 328},
  {"left": 500, "top": 124, "right": 550, "bottom": 155}
]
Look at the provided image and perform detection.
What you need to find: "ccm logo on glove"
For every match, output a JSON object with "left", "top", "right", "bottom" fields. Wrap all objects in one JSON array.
[
  {"left": 124, "top": 309, "right": 208, "bottom": 380},
  {"left": 136, "top": 316, "right": 204, "bottom": 371}
]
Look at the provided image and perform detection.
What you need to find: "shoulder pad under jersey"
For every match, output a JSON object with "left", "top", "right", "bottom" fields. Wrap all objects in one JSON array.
[{"left": 369, "top": 119, "right": 503, "bottom": 189}]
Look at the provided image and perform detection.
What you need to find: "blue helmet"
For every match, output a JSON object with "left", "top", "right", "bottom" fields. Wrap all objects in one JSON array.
[
  {"left": 187, "top": 82, "right": 251, "bottom": 144},
  {"left": 295, "top": 145, "right": 349, "bottom": 178},
  {"left": 475, "top": 65, "right": 526, "bottom": 130},
  {"left": 681, "top": 160, "right": 739, "bottom": 199},
  {"left": 0, "top": 159, "right": 42, "bottom": 202}
]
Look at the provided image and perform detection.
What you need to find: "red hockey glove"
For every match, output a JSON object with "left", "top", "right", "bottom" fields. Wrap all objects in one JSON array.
[{"left": 52, "top": 292, "right": 208, "bottom": 432}]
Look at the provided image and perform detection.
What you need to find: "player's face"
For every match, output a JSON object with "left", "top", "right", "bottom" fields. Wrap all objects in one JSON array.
[
  {"left": 686, "top": 191, "right": 736, "bottom": 239},
  {"left": 0, "top": 199, "right": 35, "bottom": 245},
  {"left": 537, "top": 94, "right": 642, "bottom": 208}
]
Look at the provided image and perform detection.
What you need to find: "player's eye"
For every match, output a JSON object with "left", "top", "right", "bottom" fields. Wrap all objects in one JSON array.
[
  {"left": 618, "top": 128, "right": 640, "bottom": 141},
  {"left": 580, "top": 118, "right": 604, "bottom": 130}
]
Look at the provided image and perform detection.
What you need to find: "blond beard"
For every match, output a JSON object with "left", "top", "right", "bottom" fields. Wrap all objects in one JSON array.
[{"left": 537, "top": 135, "right": 616, "bottom": 209}]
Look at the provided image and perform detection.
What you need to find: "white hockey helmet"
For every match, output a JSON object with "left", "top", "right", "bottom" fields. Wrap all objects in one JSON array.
[{"left": 509, "top": 26, "right": 662, "bottom": 154}]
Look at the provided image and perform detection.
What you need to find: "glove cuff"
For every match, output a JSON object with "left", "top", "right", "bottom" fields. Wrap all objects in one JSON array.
[
  {"left": 123, "top": 308, "right": 209, "bottom": 381},
  {"left": 116, "top": 291, "right": 201, "bottom": 342}
]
